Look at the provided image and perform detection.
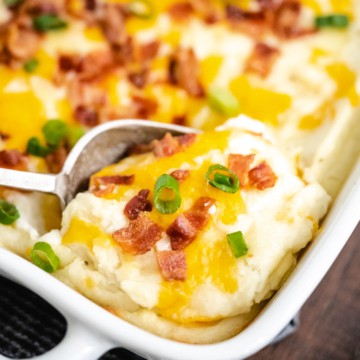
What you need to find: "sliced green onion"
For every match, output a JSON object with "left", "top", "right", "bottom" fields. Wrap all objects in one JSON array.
[
  {"left": 42, "top": 119, "right": 68, "bottom": 147},
  {"left": 67, "top": 126, "right": 85, "bottom": 148},
  {"left": 30, "top": 242, "right": 60, "bottom": 273},
  {"left": 206, "top": 164, "right": 239, "bottom": 193},
  {"left": 4, "top": 0, "right": 22, "bottom": 7},
  {"left": 154, "top": 174, "right": 181, "bottom": 214},
  {"left": 207, "top": 87, "right": 240, "bottom": 116},
  {"left": 128, "top": 0, "right": 154, "bottom": 19},
  {"left": 315, "top": 14, "right": 349, "bottom": 28},
  {"left": 23, "top": 59, "right": 39, "bottom": 73},
  {"left": 0, "top": 200, "right": 20, "bottom": 225},
  {"left": 26, "top": 137, "right": 51, "bottom": 157},
  {"left": 214, "top": 172, "right": 233, "bottom": 187},
  {"left": 33, "top": 15, "right": 68, "bottom": 32},
  {"left": 227, "top": 231, "right": 248, "bottom": 258}
]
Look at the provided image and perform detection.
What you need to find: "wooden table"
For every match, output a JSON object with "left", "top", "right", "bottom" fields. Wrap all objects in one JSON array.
[{"left": 249, "top": 223, "right": 360, "bottom": 360}]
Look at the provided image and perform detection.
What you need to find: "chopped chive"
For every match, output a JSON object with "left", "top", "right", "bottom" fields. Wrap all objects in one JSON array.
[
  {"left": 315, "top": 14, "right": 349, "bottom": 29},
  {"left": 0, "top": 200, "right": 20, "bottom": 225},
  {"left": 207, "top": 87, "right": 240, "bottom": 116},
  {"left": 42, "top": 119, "right": 68, "bottom": 147},
  {"left": 33, "top": 15, "right": 68, "bottom": 32},
  {"left": 26, "top": 137, "right": 51, "bottom": 157},
  {"left": 30, "top": 242, "right": 60, "bottom": 273},
  {"left": 67, "top": 126, "right": 85, "bottom": 148},
  {"left": 227, "top": 231, "right": 248, "bottom": 258},
  {"left": 23, "top": 59, "right": 39, "bottom": 73},
  {"left": 154, "top": 174, "right": 181, "bottom": 214},
  {"left": 206, "top": 164, "right": 239, "bottom": 193}
]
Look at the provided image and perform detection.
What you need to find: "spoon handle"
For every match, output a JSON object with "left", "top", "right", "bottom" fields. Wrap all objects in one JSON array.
[{"left": 0, "top": 168, "right": 59, "bottom": 198}]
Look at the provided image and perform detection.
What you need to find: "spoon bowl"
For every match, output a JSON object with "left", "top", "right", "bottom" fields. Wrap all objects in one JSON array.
[{"left": 0, "top": 120, "right": 199, "bottom": 207}]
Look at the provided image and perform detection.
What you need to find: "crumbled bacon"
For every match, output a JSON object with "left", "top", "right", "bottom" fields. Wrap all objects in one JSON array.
[
  {"left": 93, "top": 175, "right": 135, "bottom": 187},
  {"left": 124, "top": 189, "right": 152, "bottom": 220},
  {"left": 132, "top": 96, "right": 158, "bottom": 119},
  {"left": 172, "top": 115, "right": 187, "bottom": 126},
  {"left": 156, "top": 250, "right": 187, "bottom": 281},
  {"left": 139, "top": 41, "right": 159, "bottom": 62},
  {"left": 170, "top": 169, "right": 190, "bottom": 183},
  {"left": 74, "top": 105, "right": 99, "bottom": 127},
  {"left": 99, "top": 3, "right": 128, "bottom": 46},
  {"left": 128, "top": 69, "right": 147, "bottom": 89},
  {"left": 112, "top": 213, "right": 163, "bottom": 255},
  {"left": 111, "top": 36, "right": 133, "bottom": 65},
  {"left": 169, "top": 48, "right": 204, "bottom": 97},
  {"left": 248, "top": 161, "right": 277, "bottom": 190},
  {"left": 45, "top": 145, "right": 68, "bottom": 174},
  {"left": 273, "top": 0, "right": 303, "bottom": 38},
  {"left": 245, "top": 43, "right": 280, "bottom": 78},
  {"left": 167, "top": 197, "right": 215, "bottom": 251},
  {"left": 0, "top": 132, "right": 10, "bottom": 141},
  {"left": 0, "top": 150, "right": 26, "bottom": 168},
  {"left": 23, "top": 0, "right": 65, "bottom": 16},
  {"left": 85, "top": 0, "right": 97, "bottom": 11},
  {"left": 152, "top": 132, "right": 197, "bottom": 158},
  {"left": 228, "top": 154, "right": 255, "bottom": 186},
  {"left": 5, "top": 16, "right": 41, "bottom": 61},
  {"left": 168, "top": 2, "right": 193, "bottom": 20},
  {"left": 92, "top": 183, "right": 115, "bottom": 198}
]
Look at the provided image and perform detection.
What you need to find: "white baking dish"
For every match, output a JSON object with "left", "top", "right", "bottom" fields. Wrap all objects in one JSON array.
[{"left": 0, "top": 159, "right": 359, "bottom": 360}]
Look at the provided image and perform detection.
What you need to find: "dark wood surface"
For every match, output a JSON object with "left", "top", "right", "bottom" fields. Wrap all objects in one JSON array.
[{"left": 249, "top": 222, "right": 360, "bottom": 360}]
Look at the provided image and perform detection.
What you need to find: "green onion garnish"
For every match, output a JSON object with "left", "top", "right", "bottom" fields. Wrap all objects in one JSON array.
[
  {"left": 206, "top": 164, "right": 239, "bottom": 193},
  {"left": 30, "top": 242, "right": 60, "bottom": 273},
  {"left": 315, "top": 14, "right": 349, "bottom": 29},
  {"left": 4, "top": 0, "right": 22, "bottom": 7},
  {"left": 227, "top": 231, "right": 248, "bottom": 258},
  {"left": 23, "top": 59, "right": 39, "bottom": 73},
  {"left": 33, "top": 15, "right": 68, "bottom": 32},
  {"left": 154, "top": 174, "right": 181, "bottom": 214},
  {"left": 67, "top": 126, "right": 85, "bottom": 148},
  {"left": 42, "top": 119, "right": 68, "bottom": 147},
  {"left": 128, "top": 0, "right": 154, "bottom": 19},
  {"left": 26, "top": 137, "right": 51, "bottom": 157},
  {"left": 207, "top": 87, "right": 240, "bottom": 116},
  {"left": 0, "top": 200, "right": 20, "bottom": 225}
]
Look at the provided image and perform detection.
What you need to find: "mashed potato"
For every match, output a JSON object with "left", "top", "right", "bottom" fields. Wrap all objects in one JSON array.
[{"left": 1, "top": 118, "right": 329, "bottom": 343}]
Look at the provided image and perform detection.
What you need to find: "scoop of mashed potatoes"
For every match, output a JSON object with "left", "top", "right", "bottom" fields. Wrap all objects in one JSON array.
[{"left": 0, "top": 117, "right": 330, "bottom": 343}]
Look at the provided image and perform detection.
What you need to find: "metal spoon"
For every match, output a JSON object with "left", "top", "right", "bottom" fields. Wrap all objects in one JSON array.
[{"left": 0, "top": 120, "right": 199, "bottom": 208}]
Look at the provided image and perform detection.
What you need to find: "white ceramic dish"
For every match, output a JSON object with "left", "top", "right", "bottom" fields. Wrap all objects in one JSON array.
[{"left": 0, "top": 160, "right": 359, "bottom": 360}]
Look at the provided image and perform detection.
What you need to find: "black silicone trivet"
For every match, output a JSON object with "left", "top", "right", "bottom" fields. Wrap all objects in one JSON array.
[
  {"left": 0, "top": 275, "right": 298, "bottom": 359},
  {"left": 0, "top": 275, "right": 144, "bottom": 359}
]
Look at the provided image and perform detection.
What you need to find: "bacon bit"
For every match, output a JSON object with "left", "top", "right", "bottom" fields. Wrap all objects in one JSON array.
[
  {"left": 169, "top": 48, "right": 204, "bottom": 97},
  {"left": 172, "top": 115, "right": 187, "bottom": 126},
  {"left": 170, "top": 169, "right": 190, "bottom": 183},
  {"left": 273, "top": 0, "right": 303, "bottom": 38},
  {"left": 112, "top": 36, "right": 133, "bottom": 65},
  {"left": 225, "top": 5, "right": 265, "bottom": 37},
  {"left": 23, "top": 0, "right": 65, "bottom": 16},
  {"left": 248, "top": 161, "right": 277, "bottom": 190},
  {"left": 132, "top": 96, "right": 158, "bottom": 119},
  {"left": 58, "top": 54, "right": 80, "bottom": 72},
  {"left": 167, "top": 197, "right": 215, "bottom": 251},
  {"left": 156, "top": 250, "right": 187, "bottom": 281},
  {"left": 152, "top": 132, "right": 197, "bottom": 158},
  {"left": 127, "top": 143, "right": 153, "bottom": 155},
  {"left": 74, "top": 105, "right": 99, "bottom": 127},
  {"left": 5, "top": 16, "right": 41, "bottom": 60},
  {"left": 228, "top": 154, "right": 255, "bottom": 186},
  {"left": 124, "top": 189, "right": 152, "bottom": 220},
  {"left": 192, "top": 0, "right": 220, "bottom": 24},
  {"left": 85, "top": 0, "right": 97, "bottom": 11},
  {"left": 0, "top": 132, "right": 10, "bottom": 141},
  {"left": 139, "top": 41, "right": 159, "bottom": 62},
  {"left": 99, "top": 3, "right": 128, "bottom": 46},
  {"left": 0, "top": 149, "right": 26, "bottom": 168},
  {"left": 112, "top": 213, "right": 163, "bottom": 255},
  {"left": 45, "top": 145, "right": 68, "bottom": 174},
  {"left": 245, "top": 43, "right": 280, "bottom": 78},
  {"left": 92, "top": 183, "right": 115, "bottom": 198},
  {"left": 93, "top": 175, "right": 135, "bottom": 187},
  {"left": 168, "top": 2, "right": 193, "bottom": 20},
  {"left": 128, "top": 69, "right": 147, "bottom": 89}
]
